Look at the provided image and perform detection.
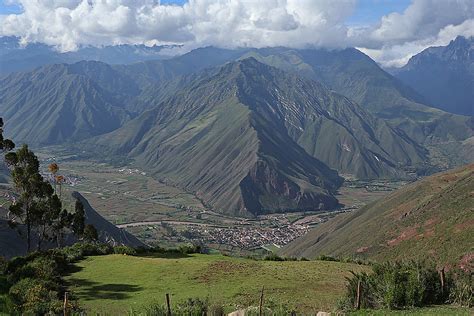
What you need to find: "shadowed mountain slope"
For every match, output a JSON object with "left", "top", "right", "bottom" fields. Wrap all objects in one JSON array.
[
  {"left": 393, "top": 36, "right": 474, "bottom": 116},
  {"left": 70, "top": 192, "right": 145, "bottom": 248},
  {"left": 281, "top": 164, "right": 474, "bottom": 266}
]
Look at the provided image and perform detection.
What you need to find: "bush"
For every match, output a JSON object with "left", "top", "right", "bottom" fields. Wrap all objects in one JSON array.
[
  {"left": 448, "top": 270, "right": 473, "bottom": 307},
  {"left": 8, "top": 278, "right": 62, "bottom": 314},
  {"left": 317, "top": 255, "right": 338, "bottom": 262},
  {"left": 263, "top": 254, "right": 284, "bottom": 261},
  {"left": 178, "top": 244, "right": 202, "bottom": 254},
  {"left": 138, "top": 302, "right": 168, "bottom": 315},
  {"left": 0, "top": 257, "right": 7, "bottom": 274},
  {"left": 134, "top": 298, "right": 225, "bottom": 316},
  {"left": 6, "top": 255, "right": 62, "bottom": 284},
  {"left": 114, "top": 245, "right": 137, "bottom": 256},
  {"left": 208, "top": 303, "right": 225, "bottom": 316},
  {"left": 176, "top": 297, "right": 209, "bottom": 315},
  {"left": 58, "top": 242, "right": 113, "bottom": 262},
  {"left": 343, "top": 261, "right": 446, "bottom": 310}
]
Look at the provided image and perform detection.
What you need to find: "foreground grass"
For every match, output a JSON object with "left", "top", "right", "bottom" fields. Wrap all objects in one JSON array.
[
  {"left": 349, "top": 306, "right": 473, "bottom": 315},
  {"left": 65, "top": 253, "right": 368, "bottom": 314}
]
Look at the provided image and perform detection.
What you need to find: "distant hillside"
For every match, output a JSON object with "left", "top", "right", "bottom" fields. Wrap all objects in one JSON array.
[
  {"left": 129, "top": 46, "right": 474, "bottom": 167},
  {"left": 1, "top": 45, "right": 471, "bottom": 178},
  {"left": 393, "top": 36, "right": 474, "bottom": 116},
  {"left": 281, "top": 164, "right": 474, "bottom": 267},
  {"left": 0, "top": 192, "right": 145, "bottom": 258},
  {"left": 0, "top": 63, "right": 133, "bottom": 145},
  {"left": 90, "top": 59, "right": 428, "bottom": 215},
  {"left": 0, "top": 36, "right": 174, "bottom": 75},
  {"left": 234, "top": 47, "right": 473, "bottom": 152}
]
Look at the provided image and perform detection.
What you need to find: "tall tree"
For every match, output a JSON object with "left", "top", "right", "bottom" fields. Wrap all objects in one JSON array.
[
  {"left": 83, "top": 224, "right": 98, "bottom": 242},
  {"left": 71, "top": 199, "right": 86, "bottom": 237},
  {"left": 1, "top": 118, "right": 85, "bottom": 252},
  {"left": 48, "top": 162, "right": 59, "bottom": 194},
  {"left": 5, "top": 145, "right": 52, "bottom": 252},
  {"left": 0, "top": 118, "right": 15, "bottom": 153}
]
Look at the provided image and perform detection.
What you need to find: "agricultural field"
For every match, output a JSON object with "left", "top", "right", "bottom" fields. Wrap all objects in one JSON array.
[{"left": 65, "top": 253, "right": 369, "bottom": 314}]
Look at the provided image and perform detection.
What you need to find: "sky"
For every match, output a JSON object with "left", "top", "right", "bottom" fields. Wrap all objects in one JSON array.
[{"left": 0, "top": 0, "right": 473, "bottom": 67}]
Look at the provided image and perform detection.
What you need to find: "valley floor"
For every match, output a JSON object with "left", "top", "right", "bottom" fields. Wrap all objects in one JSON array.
[{"left": 28, "top": 147, "right": 407, "bottom": 254}]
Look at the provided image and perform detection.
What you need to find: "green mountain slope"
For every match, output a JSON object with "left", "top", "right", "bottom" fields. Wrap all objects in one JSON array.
[
  {"left": 281, "top": 164, "right": 474, "bottom": 266},
  {"left": 131, "top": 46, "right": 472, "bottom": 167},
  {"left": 238, "top": 48, "right": 472, "bottom": 136},
  {"left": 0, "top": 63, "right": 133, "bottom": 145},
  {"left": 92, "top": 59, "right": 344, "bottom": 216},
  {"left": 89, "top": 59, "right": 428, "bottom": 215}
]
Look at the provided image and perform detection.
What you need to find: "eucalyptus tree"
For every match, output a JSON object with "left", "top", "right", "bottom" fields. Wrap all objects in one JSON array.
[{"left": 2, "top": 118, "right": 86, "bottom": 251}]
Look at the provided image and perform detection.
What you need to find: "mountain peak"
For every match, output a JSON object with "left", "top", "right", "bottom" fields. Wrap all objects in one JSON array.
[
  {"left": 395, "top": 36, "right": 474, "bottom": 116},
  {"left": 450, "top": 35, "right": 472, "bottom": 47},
  {"left": 220, "top": 57, "right": 269, "bottom": 75}
]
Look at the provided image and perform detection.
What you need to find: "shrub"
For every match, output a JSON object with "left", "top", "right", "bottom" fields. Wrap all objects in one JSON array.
[
  {"left": 139, "top": 302, "right": 168, "bottom": 315},
  {"left": 343, "top": 261, "right": 446, "bottom": 310},
  {"left": 448, "top": 270, "right": 473, "bottom": 307},
  {"left": 176, "top": 297, "right": 209, "bottom": 315},
  {"left": 0, "top": 257, "right": 7, "bottom": 274},
  {"left": 208, "top": 303, "right": 225, "bottom": 316},
  {"left": 8, "top": 278, "right": 62, "bottom": 314},
  {"left": 263, "top": 254, "right": 284, "bottom": 261},
  {"left": 114, "top": 245, "right": 137, "bottom": 256},
  {"left": 178, "top": 244, "right": 202, "bottom": 254},
  {"left": 6, "top": 255, "right": 61, "bottom": 284},
  {"left": 59, "top": 242, "right": 114, "bottom": 262},
  {"left": 317, "top": 255, "right": 338, "bottom": 262}
]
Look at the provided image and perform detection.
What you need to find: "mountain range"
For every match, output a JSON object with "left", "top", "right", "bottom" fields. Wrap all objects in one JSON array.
[
  {"left": 0, "top": 39, "right": 473, "bottom": 215},
  {"left": 90, "top": 58, "right": 429, "bottom": 215},
  {"left": 392, "top": 36, "right": 473, "bottom": 116},
  {"left": 0, "top": 36, "right": 174, "bottom": 75},
  {"left": 281, "top": 164, "right": 474, "bottom": 267}
]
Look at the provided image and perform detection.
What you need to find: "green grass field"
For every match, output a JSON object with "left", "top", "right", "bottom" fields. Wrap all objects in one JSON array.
[
  {"left": 65, "top": 254, "right": 369, "bottom": 314},
  {"left": 349, "top": 306, "right": 473, "bottom": 315}
]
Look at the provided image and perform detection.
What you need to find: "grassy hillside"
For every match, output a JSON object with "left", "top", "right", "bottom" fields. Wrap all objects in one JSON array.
[
  {"left": 65, "top": 253, "right": 368, "bottom": 314},
  {"left": 0, "top": 63, "right": 132, "bottom": 145},
  {"left": 281, "top": 164, "right": 474, "bottom": 266}
]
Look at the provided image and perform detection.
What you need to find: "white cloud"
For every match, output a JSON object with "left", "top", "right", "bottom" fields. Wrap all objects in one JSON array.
[
  {"left": 351, "top": 0, "right": 474, "bottom": 67},
  {"left": 0, "top": 0, "right": 357, "bottom": 51},
  {"left": 0, "top": 0, "right": 473, "bottom": 66}
]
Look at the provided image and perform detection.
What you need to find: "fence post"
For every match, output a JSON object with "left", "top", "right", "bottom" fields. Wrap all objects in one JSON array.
[
  {"left": 259, "top": 286, "right": 264, "bottom": 316},
  {"left": 355, "top": 279, "right": 361, "bottom": 310},
  {"left": 439, "top": 268, "right": 445, "bottom": 295},
  {"left": 166, "top": 293, "right": 171, "bottom": 316},
  {"left": 63, "top": 291, "right": 69, "bottom": 316}
]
